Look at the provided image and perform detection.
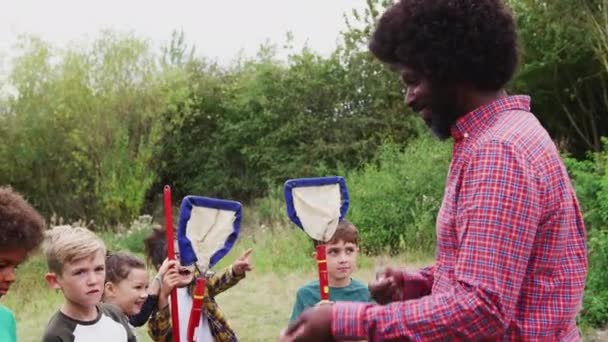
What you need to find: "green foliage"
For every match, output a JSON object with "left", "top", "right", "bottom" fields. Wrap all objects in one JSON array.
[
  {"left": 244, "top": 134, "right": 449, "bottom": 257},
  {"left": 582, "top": 229, "right": 608, "bottom": 328},
  {"left": 348, "top": 136, "right": 451, "bottom": 254},
  {"left": 0, "top": 32, "right": 163, "bottom": 225},
  {"left": 565, "top": 138, "right": 608, "bottom": 327},
  {"left": 153, "top": 45, "right": 420, "bottom": 202},
  {"left": 508, "top": 0, "right": 608, "bottom": 155},
  {"left": 102, "top": 215, "right": 156, "bottom": 254},
  {"left": 252, "top": 185, "right": 291, "bottom": 228},
  {"left": 564, "top": 140, "right": 608, "bottom": 230}
]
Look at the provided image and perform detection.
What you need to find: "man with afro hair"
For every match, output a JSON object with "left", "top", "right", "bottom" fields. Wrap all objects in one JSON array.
[{"left": 280, "top": 0, "right": 587, "bottom": 341}]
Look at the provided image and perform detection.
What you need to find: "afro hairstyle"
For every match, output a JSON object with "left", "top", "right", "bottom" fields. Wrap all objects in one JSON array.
[{"left": 369, "top": 0, "right": 519, "bottom": 91}]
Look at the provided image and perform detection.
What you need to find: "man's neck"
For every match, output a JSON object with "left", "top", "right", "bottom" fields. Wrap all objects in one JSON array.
[
  {"left": 329, "top": 277, "right": 352, "bottom": 288},
  {"left": 461, "top": 89, "right": 507, "bottom": 115},
  {"left": 61, "top": 301, "right": 98, "bottom": 322}
]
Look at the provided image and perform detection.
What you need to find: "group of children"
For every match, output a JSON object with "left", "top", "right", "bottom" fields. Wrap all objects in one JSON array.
[{"left": 0, "top": 186, "right": 372, "bottom": 341}]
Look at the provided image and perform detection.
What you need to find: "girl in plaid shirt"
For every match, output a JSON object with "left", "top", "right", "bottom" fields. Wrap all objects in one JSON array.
[{"left": 143, "top": 228, "right": 253, "bottom": 342}]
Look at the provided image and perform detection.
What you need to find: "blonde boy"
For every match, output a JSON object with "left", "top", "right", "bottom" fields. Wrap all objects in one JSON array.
[
  {"left": 42, "top": 226, "right": 135, "bottom": 342},
  {"left": 289, "top": 220, "right": 371, "bottom": 322}
]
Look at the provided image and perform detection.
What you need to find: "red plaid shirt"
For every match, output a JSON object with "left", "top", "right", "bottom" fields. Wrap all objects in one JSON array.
[{"left": 332, "top": 96, "right": 588, "bottom": 341}]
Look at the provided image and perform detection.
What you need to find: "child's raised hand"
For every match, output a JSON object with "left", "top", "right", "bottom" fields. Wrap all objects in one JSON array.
[
  {"left": 232, "top": 248, "right": 254, "bottom": 276},
  {"left": 160, "top": 267, "right": 180, "bottom": 298},
  {"left": 148, "top": 259, "right": 178, "bottom": 296},
  {"left": 158, "top": 258, "right": 176, "bottom": 278}
]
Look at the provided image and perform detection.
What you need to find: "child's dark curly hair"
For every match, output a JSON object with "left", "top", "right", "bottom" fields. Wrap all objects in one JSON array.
[
  {"left": 369, "top": 0, "right": 519, "bottom": 91},
  {"left": 0, "top": 186, "right": 45, "bottom": 253}
]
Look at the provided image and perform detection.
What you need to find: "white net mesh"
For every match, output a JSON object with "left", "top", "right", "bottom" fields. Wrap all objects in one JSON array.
[
  {"left": 292, "top": 183, "right": 341, "bottom": 242},
  {"left": 185, "top": 206, "right": 236, "bottom": 270}
]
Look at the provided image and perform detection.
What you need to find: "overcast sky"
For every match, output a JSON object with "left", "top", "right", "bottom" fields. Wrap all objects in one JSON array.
[{"left": 0, "top": 0, "right": 366, "bottom": 67}]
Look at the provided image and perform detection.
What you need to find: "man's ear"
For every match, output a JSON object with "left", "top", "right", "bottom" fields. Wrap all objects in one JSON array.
[{"left": 45, "top": 272, "right": 62, "bottom": 290}]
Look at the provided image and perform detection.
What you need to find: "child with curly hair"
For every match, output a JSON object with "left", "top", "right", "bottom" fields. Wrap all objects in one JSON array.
[{"left": 0, "top": 187, "right": 46, "bottom": 342}]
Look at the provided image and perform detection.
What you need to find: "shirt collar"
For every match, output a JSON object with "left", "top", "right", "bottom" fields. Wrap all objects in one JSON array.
[{"left": 451, "top": 95, "right": 531, "bottom": 141}]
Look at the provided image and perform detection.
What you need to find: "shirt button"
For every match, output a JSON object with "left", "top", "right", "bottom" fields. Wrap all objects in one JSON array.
[{"left": 463, "top": 132, "right": 469, "bottom": 138}]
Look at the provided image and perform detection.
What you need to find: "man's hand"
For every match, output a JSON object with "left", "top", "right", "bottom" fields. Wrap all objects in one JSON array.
[
  {"left": 232, "top": 248, "right": 254, "bottom": 276},
  {"left": 279, "top": 305, "right": 334, "bottom": 342},
  {"left": 368, "top": 267, "right": 406, "bottom": 304},
  {"left": 370, "top": 267, "right": 430, "bottom": 304}
]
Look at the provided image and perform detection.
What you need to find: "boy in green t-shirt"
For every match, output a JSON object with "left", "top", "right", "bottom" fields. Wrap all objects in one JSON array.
[
  {"left": 289, "top": 220, "right": 371, "bottom": 322},
  {"left": 0, "top": 187, "right": 46, "bottom": 342}
]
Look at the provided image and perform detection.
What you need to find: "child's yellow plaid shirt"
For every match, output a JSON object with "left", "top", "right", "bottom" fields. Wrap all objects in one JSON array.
[{"left": 147, "top": 265, "right": 245, "bottom": 342}]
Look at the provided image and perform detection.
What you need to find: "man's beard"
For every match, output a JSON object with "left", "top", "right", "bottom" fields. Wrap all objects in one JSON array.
[
  {"left": 425, "top": 90, "right": 463, "bottom": 140},
  {"left": 427, "top": 110, "right": 461, "bottom": 140}
]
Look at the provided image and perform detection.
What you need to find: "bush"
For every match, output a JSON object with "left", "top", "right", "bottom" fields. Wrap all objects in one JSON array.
[
  {"left": 103, "top": 215, "right": 156, "bottom": 254},
  {"left": 250, "top": 185, "right": 291, "bottom": 228},
  {"left": 152, "top": 46, "right": 420, "bottom": 204},
  {"left": 0, "top": 33, "right": 162, "bottom": 225},
  {"left": 581, "top": 229, "right": 608, "bottom": 328},
  {"left": 564, "top": 139, "right": 608, "bottom": 231},
  {"left": 347, "top": 136, "right": 451, "bottom": 254},
  {"left": 565, "top": 138, "right": 608, "bottom": 327}
]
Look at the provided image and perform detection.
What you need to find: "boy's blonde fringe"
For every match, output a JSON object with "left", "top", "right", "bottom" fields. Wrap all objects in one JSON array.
[{"left": 42, "top": 225, "right": 106, "bottom": 274}]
